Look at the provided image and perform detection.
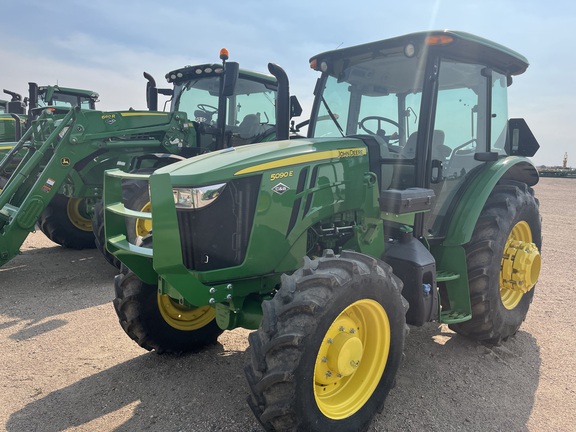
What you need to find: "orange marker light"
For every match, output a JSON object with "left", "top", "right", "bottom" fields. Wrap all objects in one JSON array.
[
  {"left": 310, "top": 58, "right": 318, "bottom": 69},
  {"left": 425, "top": 35, "right": 454, "bottom": 45},
  {"left": 220, "top": 48, "right": 229, "bottom": 61}
]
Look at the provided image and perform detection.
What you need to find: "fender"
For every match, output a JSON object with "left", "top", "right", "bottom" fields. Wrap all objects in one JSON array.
[{"left": 443, "top": 156, "right": 538, "bottom": 247}]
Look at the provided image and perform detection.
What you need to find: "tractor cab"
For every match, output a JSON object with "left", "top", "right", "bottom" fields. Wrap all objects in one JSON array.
[
  {"left": 29, "top": 83, "right": 99, "bottom": 116},
  {"left": 308, "top": 30, "right": 539, "bottom": 242},
  {"left": 0, "top": 84, "right": 100, "bottom": 144},
  {"left": 0, "top": 90, "right": 27, "bottom": 142},
  {"left": 144, "top": 49, "right": 298, "bottom": 155},
  {"left": 169, "top": 63, "right": 278, "bottom": 149}
]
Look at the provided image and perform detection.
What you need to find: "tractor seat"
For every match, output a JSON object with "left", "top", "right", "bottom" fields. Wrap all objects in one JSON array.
[
  {"left": 237, "top": 113, "right": 262, "bottom": 139},
  {"left": 401, "top": 130, "right": 446, "bottom": 159}
]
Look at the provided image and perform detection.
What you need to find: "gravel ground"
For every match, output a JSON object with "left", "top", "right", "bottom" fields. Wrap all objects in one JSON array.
[{"left": 0, "top": 177, "right": 574, "bottom": 431}]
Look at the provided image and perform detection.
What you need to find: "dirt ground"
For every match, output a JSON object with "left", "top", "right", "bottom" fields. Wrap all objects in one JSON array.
[{"left": 0, "top": 177, "right": 574, "bottom": 432}]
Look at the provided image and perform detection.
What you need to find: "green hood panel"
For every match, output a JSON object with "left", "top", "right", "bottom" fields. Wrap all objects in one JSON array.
[{"left": 156, "top": 137, "right": 367, "bottom": 186}]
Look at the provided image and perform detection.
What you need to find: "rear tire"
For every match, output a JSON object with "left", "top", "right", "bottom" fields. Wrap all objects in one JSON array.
[
  {"left": 37, "top": 194, "right": 95, "bottom": 249},
  {"left": 449, "top": 180, "right": 542, "bottom": 344},
  {"left": 245, "top": 250, "right": 406, "bottom": 431}
]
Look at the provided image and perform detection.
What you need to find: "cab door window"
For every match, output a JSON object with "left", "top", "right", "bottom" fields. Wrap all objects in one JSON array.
[{"left": 425, "top": 60, "right": 489, "bottom": 238}]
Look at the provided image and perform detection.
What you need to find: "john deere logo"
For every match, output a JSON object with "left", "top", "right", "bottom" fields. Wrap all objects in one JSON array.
[
  {"left": 272, "top": 183, "right": 289, "bottom": 195},
  {"left": 61, "top": 158, "right": 70, "bottom": 166}
]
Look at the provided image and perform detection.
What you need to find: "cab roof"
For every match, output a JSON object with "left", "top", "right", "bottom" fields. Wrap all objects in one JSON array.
[
  {"left": 165, "top": 63, "right": 277, "bottom": 87},
  {"left": 38, "top": 85, "right": 99, "bottom": 99},
  {"left": 310, "top": 30, "right": 529, "bottom": 77}
]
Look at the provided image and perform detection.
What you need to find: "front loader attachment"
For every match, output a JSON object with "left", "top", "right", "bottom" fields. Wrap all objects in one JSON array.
[
  {"left": 0, "top": 109, "right": 77, "bottom": 264},
  {"left": 0, "top": 106, "right": 191, "bottom": 267}
]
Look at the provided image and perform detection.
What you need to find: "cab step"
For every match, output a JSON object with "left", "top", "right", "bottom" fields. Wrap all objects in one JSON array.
[{"left": 435, "top": 269, "right": 471, "bottom": 323}]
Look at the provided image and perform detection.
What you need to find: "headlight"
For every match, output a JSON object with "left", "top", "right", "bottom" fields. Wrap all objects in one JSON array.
[{"left": 173, "top": 183, "right": 227, "bottom": 209}]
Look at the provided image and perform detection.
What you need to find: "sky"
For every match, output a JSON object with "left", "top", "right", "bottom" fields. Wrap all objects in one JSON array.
[{"left": 1, "top": 0, "right": 574, "bottom": 167}]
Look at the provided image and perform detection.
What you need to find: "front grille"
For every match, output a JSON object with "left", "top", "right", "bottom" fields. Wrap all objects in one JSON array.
[{"left": 177, "top": 176, "right": 261, "bottom": 271}]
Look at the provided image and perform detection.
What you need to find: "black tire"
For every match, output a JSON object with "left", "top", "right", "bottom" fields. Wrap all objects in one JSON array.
[
  {"left": 92, "top": 200, "right": 121, "bottom": 268},
  {"left": 449, "top": 180, "right": 542, "bottom": 344},
  {"left": 245, "top": 250, "right": 406, "bottom": 432},
  {"left": 123, "top": 178, "right": 152, "bottom": 243},
  {"left": 37, "top": 194, "right": 96, "bottom": 249},
  {"left": 92, "top": 167, "right": 155, "bottom": 268},
  {"left": 114, "top": 238, "right": 223, "bottom": 354}
]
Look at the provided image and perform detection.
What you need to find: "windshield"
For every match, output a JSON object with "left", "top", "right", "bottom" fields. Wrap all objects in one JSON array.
[
  {"left": 311, "top": 50, "right": 425, "bottom": 156},
  {"left": 0, "top": 102, "right": 6, "bottom": 114},
  {"left": 174, "top": 75, "right": 277, "bottom": 140},
  {"left": 39, "top": 91, "right": 96, "bottom": 109}
]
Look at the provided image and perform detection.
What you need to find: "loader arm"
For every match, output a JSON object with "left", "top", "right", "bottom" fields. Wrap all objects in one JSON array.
[{"left": 0, "top": 107, "right": 194, "bottom": 266}]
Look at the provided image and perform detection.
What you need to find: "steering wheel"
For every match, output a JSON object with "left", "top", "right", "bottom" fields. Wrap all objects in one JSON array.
[
  {"left": 359, "top": 116, "right": 403, "bottom": 142},
  {"left": 197, "top": 104, "right": 218, "bottom": 115}
]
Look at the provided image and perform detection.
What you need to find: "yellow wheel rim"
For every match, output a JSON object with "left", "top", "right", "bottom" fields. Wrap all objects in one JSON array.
[
  {"left": 135, "top": 201, "right": 152, "bottom": 237},
  {"left": 500, "top": 221, "right": 541, "bottom": 310},
  {"left": 313, "top": 299, "right": 390, "bottom": 419},
  {"left": 157, "top": 294, "right": 215, "bottom": 331},
  {"left": 66, "top": 198, "right": 93, "bottom": 231}
]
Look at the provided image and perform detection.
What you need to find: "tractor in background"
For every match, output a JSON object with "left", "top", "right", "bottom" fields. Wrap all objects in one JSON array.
[
  {"left": 0, "top": 84, "right": 99, "bottom": 143},
  {"left": 0, "top": 51, "right": 299, "bottom": 267},
  {"left": 0, "top": 89, "right": 27, "bottom": 144}
]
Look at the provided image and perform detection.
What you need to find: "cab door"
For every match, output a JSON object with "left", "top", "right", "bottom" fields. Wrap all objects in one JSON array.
[{"left": 423, "top": 60, "right": 509, "bottom": 240}]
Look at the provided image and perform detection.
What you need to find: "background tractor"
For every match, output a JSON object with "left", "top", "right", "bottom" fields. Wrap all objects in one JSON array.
[
  {"left": 0, "top": 52, "right": 298, "bottom": 267},
  {"left": 104, "top": 30, "right": 541, "bottom": 431},
  {"left": 0, "top": 89, "right": 27, "bottom": 144},
  {"left": 0, "top": 84, "right": 100, "bottom": 181},
  {"left": 0, "top": 84, "right": 99, "bottom": 144}
]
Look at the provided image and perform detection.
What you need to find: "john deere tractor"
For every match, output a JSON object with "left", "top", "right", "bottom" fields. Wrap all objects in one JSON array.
[
  {"left": 103, "top": 31, "right": 541, "bottom": 431},
  {"left": 0, "top": 84, "right": 100, "bottom": 144},
  {"left": 0, "top": 52, "right": 297, "bottom": 267},
  {"left": 0, "top": 89, "right": 27, "bottom": 144}
]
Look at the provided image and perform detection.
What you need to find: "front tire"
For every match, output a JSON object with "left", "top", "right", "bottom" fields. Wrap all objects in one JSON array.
[
  {"left": 92, "top": 200, "right": 121, "bottom": 268},
  {"left": 37, "top": 194, "right": 96, "bottom": 249},
  {"left": 449, "top": 180, "right": 542, "bottom": 344},
  {"left": 114, "top": 264, "right": 223, "bottom": 354},
  {"left": 245, "top": 250, "right": 406, "bottom": 432}
]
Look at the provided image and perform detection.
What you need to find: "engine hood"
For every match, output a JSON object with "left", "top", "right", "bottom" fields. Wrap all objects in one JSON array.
[{"left": 154, "top": 137, "right": 368, "bottom": 186}]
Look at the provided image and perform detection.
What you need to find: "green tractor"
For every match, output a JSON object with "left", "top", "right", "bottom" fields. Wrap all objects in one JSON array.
[
  {"left": 0, "top": 51, "right": 298, "bottom": 267},
  {"left": 0, "top": 89, "right": 27, "bottom": 144},
  {"left": 0, "top": 84, "right": 100, "bottom": 143},
  {"left": 0, "top": 84, "right": 100, "bottom": 180},
  {"left": 104, "top": 30, "right": 541, "bottom": 431}
]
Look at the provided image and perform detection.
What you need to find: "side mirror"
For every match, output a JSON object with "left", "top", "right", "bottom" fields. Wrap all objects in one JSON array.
[
  {"left": 222, "top": 62, "right": 239, "bottom": 97},
  {"left": 505, "top": 118, "right": 540, "bottom": 157},
  {"left": 290, "top": 95, "right": 302, "bottom": 118}
]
